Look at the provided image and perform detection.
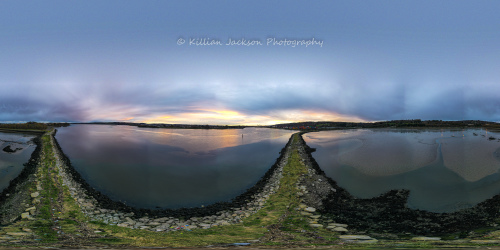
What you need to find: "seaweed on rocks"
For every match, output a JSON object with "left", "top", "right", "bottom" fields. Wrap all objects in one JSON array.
[
  {"left": 52, "top": 129, "right": 294, "bottom": 219},
  {"left": 296, "top": 132, "right": 500, "bottom": 235}
]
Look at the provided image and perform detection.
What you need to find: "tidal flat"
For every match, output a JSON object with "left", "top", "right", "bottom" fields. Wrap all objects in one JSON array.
[{"left": 304, "top": 128, "right": 500, "bottom": 212}]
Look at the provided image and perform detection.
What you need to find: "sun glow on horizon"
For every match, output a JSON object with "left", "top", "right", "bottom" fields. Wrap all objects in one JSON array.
[{"left": 137, "top": 108, "right": 366, "bottom": 125}]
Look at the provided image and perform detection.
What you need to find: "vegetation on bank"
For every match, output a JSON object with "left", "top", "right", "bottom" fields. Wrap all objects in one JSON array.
[{"left": 0, "top": 122, "right": 70, "bottom": 132}]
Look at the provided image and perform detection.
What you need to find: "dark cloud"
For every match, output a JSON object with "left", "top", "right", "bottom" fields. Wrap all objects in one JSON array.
[{"left": 1, "top": 1, "right": 500, "bottom": 123}]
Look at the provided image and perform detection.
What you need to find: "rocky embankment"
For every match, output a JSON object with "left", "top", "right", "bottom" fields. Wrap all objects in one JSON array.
[
  {"left": 294, "top": 132, "right": 500, "bottom": 236},
  {"left": 0, "top": 137, "right": 41, "bottom": 225},
  {"left": 50, "top": 130, "right": 294, "bottom": 232}
]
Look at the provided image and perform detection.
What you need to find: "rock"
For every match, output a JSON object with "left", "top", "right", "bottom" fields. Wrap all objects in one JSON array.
[
  {"left": 304, "top": 207, "right": 316, "bottom": 212},
  {"left": 309, "top": 215, "right": 321, "bottom": 219},
  {"left": 21, "top": 212, "right": 30, "bottom": 219},
  {"left": 300, "top": 212, "right": 312, "bottom": 216},
  {"left": 332, "top": 227, "right": 348, "bottom": 232},
  {"left": 6, "top": 232, "right": 31, "bottom": 236},
  {"left": 470, "top": 240, "right": 500, "bottom": 244},
  {"left": 329, "top": 223, "right": 348, "bottom": 228},
  {"left": 339, "top": 235, "right": 374, "bottom": 240},
  {"left": 351, "top": 239, "right": 379, "bottom": 244},
  {"left": 411, "top": 237, "right": 441, "bottom": 241},
  {"left": 30, "top": 192, "right": 39, "bottom": 198},
  {"left": 310, "top": 223, "right": 323, "bottom": 228}
]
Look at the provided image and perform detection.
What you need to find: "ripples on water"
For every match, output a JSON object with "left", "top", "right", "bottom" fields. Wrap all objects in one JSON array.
[
  {"left": 304, "top": 128, "right": 500, "bottom": 212},
  {"left": 55, "top": 125, "right": 294, "bottom": 209},
  {"left": 0, "top": 132, "right": 36, "bottom": 192}
]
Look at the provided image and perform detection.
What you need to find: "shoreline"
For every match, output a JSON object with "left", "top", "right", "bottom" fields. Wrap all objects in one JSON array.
[
  {"left": 50, "top": 129, "right": 294, "bottom": 230},
  {"left": 2, "top": 131, "right": 500, "bottom": 247},
  {"left": 0, "top": 135, "right": 42, "bottom": 225},
  {"left": 296, "top": 131, "right": 500, "bottom": 236}
]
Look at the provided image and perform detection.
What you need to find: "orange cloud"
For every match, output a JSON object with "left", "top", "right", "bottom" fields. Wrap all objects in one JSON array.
[{"left": 137, "top": 108, "right": 365, "bottom": 125}]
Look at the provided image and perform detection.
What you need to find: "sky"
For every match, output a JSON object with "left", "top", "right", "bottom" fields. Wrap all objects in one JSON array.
[{"left": 1, "top": 1, "right": 500, "bottom": 125}]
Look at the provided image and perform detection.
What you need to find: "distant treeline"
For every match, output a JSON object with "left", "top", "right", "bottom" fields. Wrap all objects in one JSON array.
[
  {"left": 0, "top": 121, "right": 70, "bottom": 131},
  {"left": 272, "top": 119, "right": 499, "bottom": 130}
]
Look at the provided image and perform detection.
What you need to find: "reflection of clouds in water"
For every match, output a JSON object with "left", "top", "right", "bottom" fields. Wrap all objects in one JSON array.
[
  {"left": 307, "top": 130, "right": 438, "bottom": 176},
  {"left": 132, "top": 127, "right": 294, "bottom": 153},
  {"left": 0, "top": 132, "right": 36, "bottom": 191},
  {"left": 55, "top": 125, "right": 291, "bottom": 209},
  {"left": 305, "top": 129, "right": 500, "bottom": 212},
  {"left": 441, "top": 131, "right": 500, "bottom": 181},
  {"left": 307, "top": 128, "right": 500, "bottom": 178},
  {"left": 339, "top": 132, "right": 437, "bottom": 176}
]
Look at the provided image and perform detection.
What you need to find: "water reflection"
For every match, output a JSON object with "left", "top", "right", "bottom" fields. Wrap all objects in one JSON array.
[
  {"left": 304, "top": 128, "right": 500, "bottom": 212},
  {"left": 0, "top": 132, "right": 36, "bottom": 192},
  {"left": 55, "top": 125, "right": 294, "bottom": 209}
]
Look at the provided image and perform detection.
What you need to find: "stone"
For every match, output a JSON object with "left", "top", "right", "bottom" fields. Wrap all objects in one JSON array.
[
  {"left": 30, "top": 192, "right": 39, "bottom": 198},
  {"left": 300, "top": 212, "right": 312, "bottom": 216},
  {"left": 218, "top": 221, "right": 231, "bottom": 226},
  {"left": 339, "top": 235, "right": 374, "bottom": 240},
  {"left": 304, "top": 207, "right": 316, "bottom": 212},
  {"left": 7, "top": 232, "right": 31, "bottom": 236},
  {"left": 21, "top": 212, "right": 30, "bottom": 219},
  {"left": 333, "top": 227, "right": 348, "bottom": 232},
  {"left": 411, "top": 237, "right": 441, "bottom": 241},
  {"left": 351, "top": 239, "right": 379, "bottom": 244},
  {"left": 470, "top": 240, "right": 500, "bottom": 244},
  {"left": 329, "top": 223, "right": 348, "bottom": 228},
  {"left": 309, "top": 215, "right": 321, "bottom": 219},
  {"left": 117, "top": 223, "right": 129, "bottom": 227}
]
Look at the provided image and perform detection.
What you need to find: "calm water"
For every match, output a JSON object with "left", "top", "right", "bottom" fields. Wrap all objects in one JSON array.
[
  {"left": 55, "top": 125, "right": 294, "bottom": 209},
  {"left": 0, "top": 132, "right": 37, "bottom": 192},
  {"left": 304, "top": 128, "right": 500, "bottom": 212}
]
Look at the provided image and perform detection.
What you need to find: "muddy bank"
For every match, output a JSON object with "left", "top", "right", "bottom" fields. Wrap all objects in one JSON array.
[
  {"left": 296, "top": 132, "right": 500, "bottom": 236},
  {"left": 51, "top": 129, "right": 293, "bottom": 230},
  {"left": 0, "top": 136, "right": 41, "bottom": 225}
]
